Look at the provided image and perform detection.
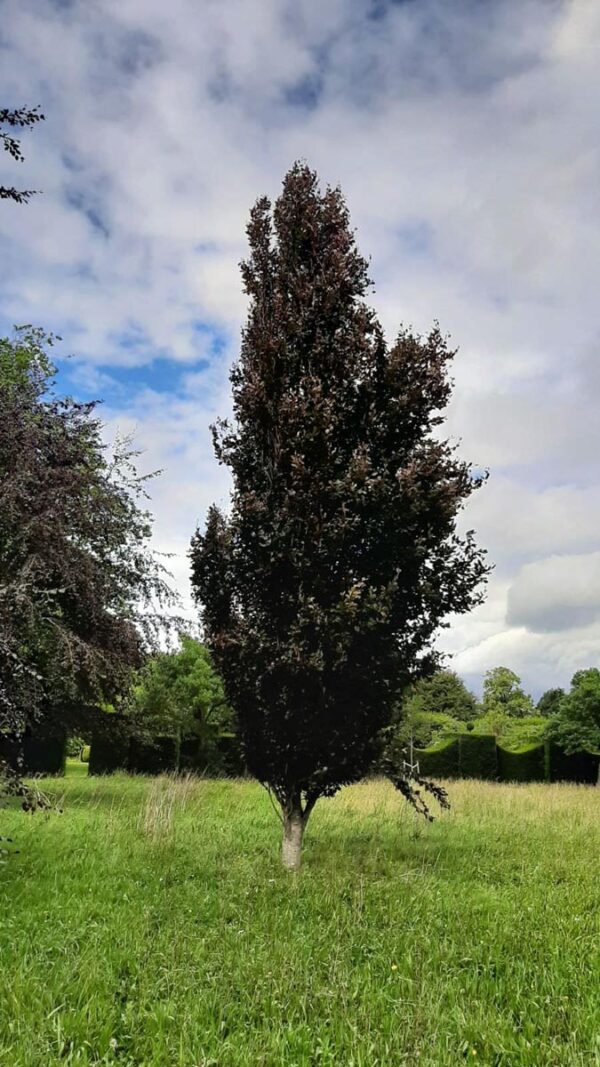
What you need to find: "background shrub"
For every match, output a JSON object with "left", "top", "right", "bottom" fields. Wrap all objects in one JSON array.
[
  {"left": 65, "top": 735, "right": 85, "bottom": 758},
  {"left": 178, "top": 733, "right": 246, "bottom": 776},
  {"left": 178, "top": 735, "right": 201, "bottom": 773},
  {"left": 215, "top": 732, "right": 247, "bottom": 776},
  {"left": 128, "top": 735, "right": 180, "bottom": 775}
]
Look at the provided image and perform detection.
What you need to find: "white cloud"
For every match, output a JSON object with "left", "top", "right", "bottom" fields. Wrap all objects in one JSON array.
[{"left": 2, "top": 0, "right": 600, "bottom": 693}]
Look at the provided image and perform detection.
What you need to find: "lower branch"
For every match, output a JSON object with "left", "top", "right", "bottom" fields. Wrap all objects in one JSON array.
[{"left": 382, "top": 757, "right": 450, "bottom": 821}]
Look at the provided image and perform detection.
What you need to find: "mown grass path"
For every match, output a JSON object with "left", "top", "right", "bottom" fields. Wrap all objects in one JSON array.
[{"left": 1, "top": 770, "right": 599, "bottom": 1066}]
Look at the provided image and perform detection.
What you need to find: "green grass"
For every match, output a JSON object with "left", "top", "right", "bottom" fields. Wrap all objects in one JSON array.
[{"left": 1, "top": 769, "right": 599, "bottom": 1066}]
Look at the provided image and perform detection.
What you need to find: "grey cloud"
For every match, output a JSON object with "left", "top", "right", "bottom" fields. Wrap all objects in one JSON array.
[{"left": 507, "top": 552, "right": 600, "bottom": 633}]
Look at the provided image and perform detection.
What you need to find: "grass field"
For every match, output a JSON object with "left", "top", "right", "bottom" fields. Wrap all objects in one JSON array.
[{"left": 1, "top": 767, "right": 599, "bottom": 1067}]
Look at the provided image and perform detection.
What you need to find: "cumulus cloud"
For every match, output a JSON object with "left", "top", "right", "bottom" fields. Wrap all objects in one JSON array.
[{"left": 2, "top": 0, "right": 600, "bottom": 692}]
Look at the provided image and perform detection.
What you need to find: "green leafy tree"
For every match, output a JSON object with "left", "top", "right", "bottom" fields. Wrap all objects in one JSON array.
[
  {"left": 537, "top": 687, "right": 564, "bottom": 717},
  {"left": 386, "top": 670, "right": 475, "bottom": 761},
  {"left": 0, "top": 328, "right": 176, "bottom": 786},
  {"left": 65, "top": 736, "right": 86, "bottom": 759},
  {"left": 190, "top": 163, "right": 489, "bottom": 869},
  {"left": 551, "top": 669, "right": 600, "bottom": 778},
  {"left": 130, "top": 636, "right": 238, "bottom": 769},
  {"left": 481, "top": 667, "right": 536, "bottom": 720},
  {"left": 405, "top": 670, "right": 477, "bottom": 721},
  {"left": 388, "top": 709, "right": 466, "bottom": 758}
]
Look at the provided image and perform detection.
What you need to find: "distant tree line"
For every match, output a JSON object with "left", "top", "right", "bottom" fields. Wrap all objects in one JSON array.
[
  {"left": 31, "top": 656, "right": 600, "bottom": 788},
  {"left": 386, "top": 665, "right": 600, "bottom": 766}
]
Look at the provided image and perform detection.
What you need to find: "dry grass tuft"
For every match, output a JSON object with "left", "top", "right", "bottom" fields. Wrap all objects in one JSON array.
[{"left": 137, "top": 772, "right": 197, "bottom": 842}]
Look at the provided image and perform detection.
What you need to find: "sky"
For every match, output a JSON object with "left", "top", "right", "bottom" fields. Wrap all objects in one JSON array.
[{"left": 2, "top": 0, "right": 599, "bottom": 698}]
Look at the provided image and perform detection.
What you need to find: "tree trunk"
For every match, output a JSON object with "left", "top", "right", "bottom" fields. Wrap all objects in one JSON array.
[{"left": 282, "top": 807, "right": 305, "bottom": 871}]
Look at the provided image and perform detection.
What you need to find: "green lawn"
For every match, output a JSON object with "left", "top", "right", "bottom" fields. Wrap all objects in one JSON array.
[{"left": 1, "top": 768, "right": 599, "bottom": 1067}]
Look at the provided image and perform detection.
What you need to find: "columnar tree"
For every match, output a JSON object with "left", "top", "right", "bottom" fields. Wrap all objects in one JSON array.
[{"left": 190, "top": 164, "right": 489, "bottom": 869}]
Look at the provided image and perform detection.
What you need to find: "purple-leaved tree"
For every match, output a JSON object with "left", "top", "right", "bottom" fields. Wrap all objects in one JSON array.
[{"left": 190, "top": 164, "right": 489, "bottom": 870}]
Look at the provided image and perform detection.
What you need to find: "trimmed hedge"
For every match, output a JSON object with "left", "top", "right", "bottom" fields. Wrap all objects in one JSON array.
[
  {"left": 216, "top": 733, "right": 247, "bottom": 776},
  {"left": 416, "top": 738, "right": 459, "bottom": 778},
  {"left": 88, "top": 718, "right": 131, "bottom": 775},
  {"left": 1, "top": 728, "right": 67, "bottom": 775},
  {"left": 90, "top": 730, "right": 181, "bottom": 776},
  {"left": 497, "top": 742, "right": 546, "bottom": 783},
  {"left": 22, "top": 729, "right": 67, "bottom": 776},
  {"left": 128, "top": 735, "right": 180, "bottom": 775},
  {"left": 178, "top": 734, "right": 247, "bottom": 777},
  {"left": 546, "top": 742, "right": 599, "bottom": 785},
  {"left": 415, "top": 733, "right": 599, "bottom": 785},
  {"left": 459, "top": 734, "right": 497, "bottom": 780}
]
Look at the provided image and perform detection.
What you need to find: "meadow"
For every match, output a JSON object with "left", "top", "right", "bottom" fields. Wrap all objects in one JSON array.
[{"left": 1, "top": 766, "right": 599, "bottom": 1067}]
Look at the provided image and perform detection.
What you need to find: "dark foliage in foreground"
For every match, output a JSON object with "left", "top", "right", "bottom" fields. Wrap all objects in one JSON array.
[
  {"left": 0, "top": 105, "right": 44, "bottom": 204},
  {"left": 0, "top": 328, "right": 177, "bottom": 793},
  {"left": 191, "top": 163, "right": 489, "bottom": 866},
  {"left": 381, "top": 756, "right": 451, "bottom": 821}
]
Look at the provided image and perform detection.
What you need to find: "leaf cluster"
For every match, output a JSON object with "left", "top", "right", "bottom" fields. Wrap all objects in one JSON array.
[{"left": 0, "top": 105, "right": 44, "bottom": 204}]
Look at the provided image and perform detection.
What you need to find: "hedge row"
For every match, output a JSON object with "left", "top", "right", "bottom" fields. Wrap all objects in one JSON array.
[
  {"left": 497, "top": 743, "right": 546, "bottom": 783},
  {"left": 23, "top": 730, "right": 67, "bottom": 776},
  {"left": 0, "top": 728, "right": 67, "bottom": 776},
  {"left": 458, "top": 733, "right": 497, "bottom": 780},
  {"left": 88, "top": 727, "right": 130, "bottom": 776},
  {"left": 416, "top": 734, "right": 599, "bottom": 784},
  {"left": 89, "top": 721, "right": 245, "bottom": 777},
  {"left": 416, "top": 738, "right": 459, "bottom": 778},
  {"left": 546, "top": 742, "right": 599, "bottom": 785}
]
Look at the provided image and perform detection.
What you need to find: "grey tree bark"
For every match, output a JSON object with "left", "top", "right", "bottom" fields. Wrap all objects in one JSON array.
[{"left": 281, "top": 807, "right": 305, "bottom": 871}]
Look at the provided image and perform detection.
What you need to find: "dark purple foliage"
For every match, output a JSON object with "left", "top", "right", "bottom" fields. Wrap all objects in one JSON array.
[
  {"left": 0, "top": 328, "right": 177, "bottom": 785},
  {"left": 190, "top": 164, "right": 489, "bottom": 839}
]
